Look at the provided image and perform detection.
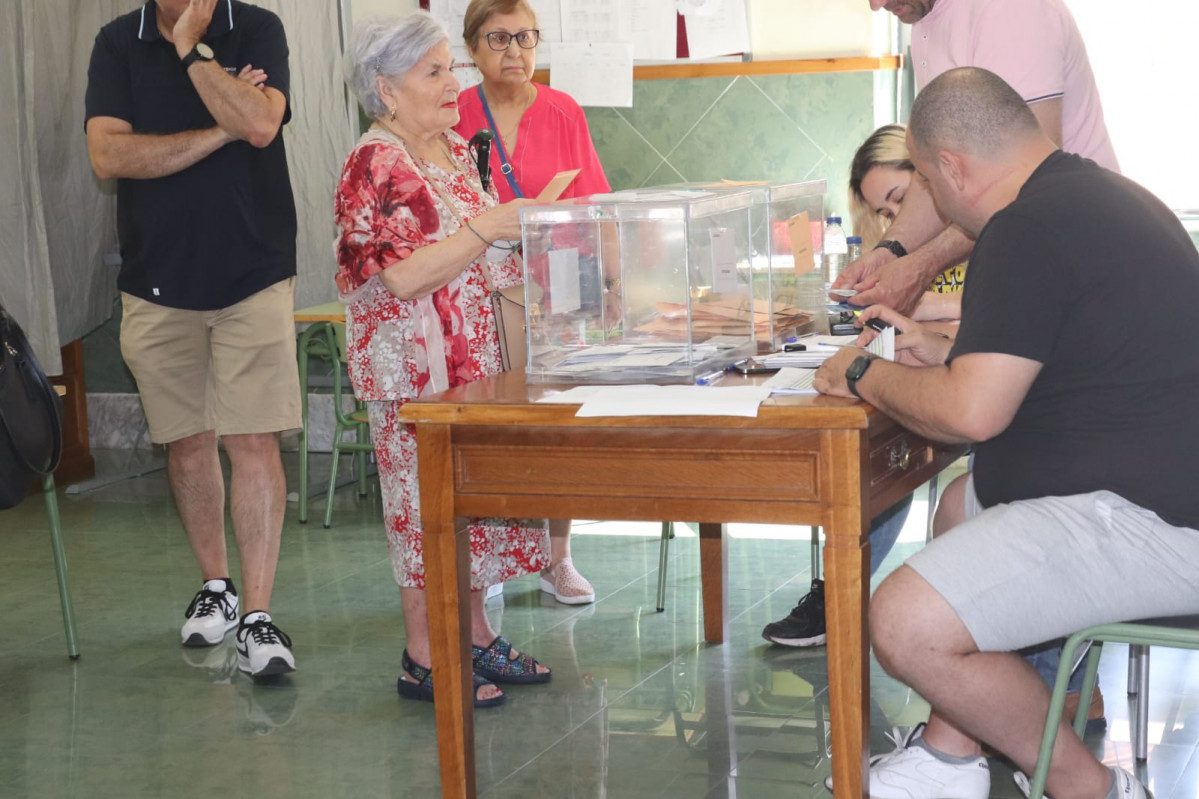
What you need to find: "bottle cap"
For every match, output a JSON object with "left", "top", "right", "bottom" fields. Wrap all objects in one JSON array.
[
  {"left": 847, "top": 235, "right": 862, "bottom": 244},
  {"left": 826, "top": 216, "right": 842, "bottom": 224}
]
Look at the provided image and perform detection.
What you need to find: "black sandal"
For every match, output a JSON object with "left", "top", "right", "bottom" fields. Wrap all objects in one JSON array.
[
  {"left": 471, "top": 636, "right": 552, "bottom": 685},
  {"left": 396, "top": 649, "right": 506, "bottom": 708}
]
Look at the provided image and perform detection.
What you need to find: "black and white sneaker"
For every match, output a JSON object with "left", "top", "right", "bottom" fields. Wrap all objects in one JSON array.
[
  {"left": 181, "top": 579, "right": 239, "bottom": 647},
  {"left": 761, "top": 578, "right": 827, "bottom": 647},
  {"left": 235, "top": 611, "right": 296, "bottom": 679}
]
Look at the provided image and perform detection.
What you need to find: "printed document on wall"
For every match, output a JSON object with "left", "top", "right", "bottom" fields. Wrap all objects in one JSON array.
[
  {"left": 681, "top": 0, "right": 749, "bottom": 59},
  {"left": 560, "top": 0, "right": 625, "bottom": 42},
  {"left": 551, "top": 43, "right": 635, "bottom": 108},
  {"left": 631, "top": 0, "right": 679, "bottom": 60}
]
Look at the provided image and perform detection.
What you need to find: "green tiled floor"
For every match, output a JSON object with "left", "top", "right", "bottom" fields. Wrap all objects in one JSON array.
[{"left": 1, "top": 453, "right": 1195, "bottom": 797}]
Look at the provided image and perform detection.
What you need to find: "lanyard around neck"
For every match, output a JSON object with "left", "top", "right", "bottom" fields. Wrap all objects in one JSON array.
[{"left": 476, "top": 85, "right": 525, "bottom": 199}]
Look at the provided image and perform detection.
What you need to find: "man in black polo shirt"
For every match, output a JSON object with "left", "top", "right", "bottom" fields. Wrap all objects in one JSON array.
[
  {"left": 85, "top": 0, "right": 300, "bottom": 679},
  {"left": 816, "top": 68, "right": 1199, "bottom": 799}
]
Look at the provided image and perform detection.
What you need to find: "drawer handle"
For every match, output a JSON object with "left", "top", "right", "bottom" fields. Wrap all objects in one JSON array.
[{"left": 889, "top": 441, "right": 912, "bottom": 471}]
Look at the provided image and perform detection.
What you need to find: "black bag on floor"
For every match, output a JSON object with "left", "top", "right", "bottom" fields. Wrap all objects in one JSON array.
[{"left": 0, "top": 300, "right": 63, "bottom": 510}]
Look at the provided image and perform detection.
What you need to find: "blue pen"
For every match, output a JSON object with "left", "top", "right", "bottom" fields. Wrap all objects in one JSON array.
[{"left": 695, "top": 369, "right": 726, "bottom": 386}]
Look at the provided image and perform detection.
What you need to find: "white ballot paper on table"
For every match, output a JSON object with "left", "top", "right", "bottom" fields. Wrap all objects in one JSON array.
[{"left": 537, "top": 384, "right": 772, "bottom": 417}]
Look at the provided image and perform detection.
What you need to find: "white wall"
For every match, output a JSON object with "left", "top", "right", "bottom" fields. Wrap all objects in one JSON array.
[
  {"left": 748, "top": 0, "right": 879, "bottom": 59},
  {"left": 1065, "top": 0, "right": 1199, "bottom": 208}
]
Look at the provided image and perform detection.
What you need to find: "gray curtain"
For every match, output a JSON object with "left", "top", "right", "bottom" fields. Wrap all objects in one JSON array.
[{"left": 0, "top": 0, "right": 351, "bottom": 373}]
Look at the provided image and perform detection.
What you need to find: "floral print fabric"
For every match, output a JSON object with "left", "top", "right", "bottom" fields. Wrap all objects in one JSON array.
[{"left": 334, "top": 127, "right": 548, "bottom": 588}]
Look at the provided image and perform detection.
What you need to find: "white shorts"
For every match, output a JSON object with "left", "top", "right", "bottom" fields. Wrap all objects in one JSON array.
[{"left": 906, "top": 475, "right": 1199, "bottom": 651}]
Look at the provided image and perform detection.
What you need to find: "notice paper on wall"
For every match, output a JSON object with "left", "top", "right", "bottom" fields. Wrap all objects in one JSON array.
[
  {"left": 550, "top": 42, "right": 634, "bottom": 107},
  {"left": 681, "top": 0, "right": 750, "bottom": 59}
]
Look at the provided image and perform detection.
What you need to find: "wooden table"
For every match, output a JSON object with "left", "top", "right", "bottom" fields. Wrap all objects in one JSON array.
[{"left": 399, "top": 370, "right": 964, "bottom": 798}]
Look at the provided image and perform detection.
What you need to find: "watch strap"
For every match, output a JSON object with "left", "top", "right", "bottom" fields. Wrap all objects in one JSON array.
[
  {"left": 846, "top": 354, "right": 878, "bottom": 399},
  {"left": 181, "top": 44, "right": 213, "bottom": 70},
  {"left": 874, "top": 239, "right": 908, "bottom": 259}
]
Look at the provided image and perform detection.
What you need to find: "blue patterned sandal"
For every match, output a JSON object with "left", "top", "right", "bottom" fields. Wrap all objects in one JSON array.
[
  {"left": 471, "top": 636, "right": 552, "bottom": 685},
  {"left": 396, "top": 649, "right": 506, "bottom": 708}
]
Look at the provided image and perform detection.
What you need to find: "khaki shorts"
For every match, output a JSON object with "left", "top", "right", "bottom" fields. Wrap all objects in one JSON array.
[{"left": 120, "top": 279, "right": 302, "bottom": 444}]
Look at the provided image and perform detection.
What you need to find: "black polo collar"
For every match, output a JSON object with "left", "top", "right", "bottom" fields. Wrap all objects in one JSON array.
[{"left": 137, "top": 0, "right": 234, "bottom": 42}]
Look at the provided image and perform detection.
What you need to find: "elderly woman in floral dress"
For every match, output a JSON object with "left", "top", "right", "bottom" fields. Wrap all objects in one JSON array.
[{"left": 335, "top": 11, "right": 550, "bottom": 707}]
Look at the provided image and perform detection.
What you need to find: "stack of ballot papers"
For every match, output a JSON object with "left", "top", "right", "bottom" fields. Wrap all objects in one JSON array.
[
  {"left": 634, "top": 299, "right": 813, "bottom": 342},
  {"left": 761, "top": 368, "right": 818, "bottom": 394},
  {"left": 760, "top": 327, "right": 895, "bottom": 369},
  {"left": 532, "top": 336, "right": 752, "bottom": 382}
]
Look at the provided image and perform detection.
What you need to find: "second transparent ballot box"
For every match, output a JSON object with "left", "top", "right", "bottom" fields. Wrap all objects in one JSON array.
[
  {"left": 519, "top": 189, "right": 759, "bottom": 384},
  {"left": 661, "top": 180, "right": 828, "bottom": 349}
]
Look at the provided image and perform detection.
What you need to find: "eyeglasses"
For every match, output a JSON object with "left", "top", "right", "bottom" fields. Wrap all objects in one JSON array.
[{"left": 483, "top": 29, "right": 540, "bottom": 51}]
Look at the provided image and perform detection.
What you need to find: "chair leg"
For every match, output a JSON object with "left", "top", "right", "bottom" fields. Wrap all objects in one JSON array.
[
  {"left": 355, "top": 417, "right": 370, "bottom": 497},
  {"left": 656, "top": 522, "right": 672, "bottom": 612},
  {"left": 808, "top": 525, "right": 821, "bottom": 579},
  {"left": 42, "top": 476, "right": 79, "bottom": 659},
  {"left": 324, "top": 421, "right": 344, "bottom": 529},
  {"left": 1134, "top": 647, "right": 1150, "bottom": 760},
  {"left": 925, "top": 473, "right": 939, "bottom": 541},
  {"left": 1029, "top": 632, "right": 1095, "bottom": 799},
  {"left": 295, "top": 322, "right": 328, "bottom": 525},
  {"left": 1127, "top": 644, "right": 1142, "bottom": 695}
]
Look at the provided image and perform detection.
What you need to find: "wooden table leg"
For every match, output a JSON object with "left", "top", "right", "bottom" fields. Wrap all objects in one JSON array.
[
  {"left": 822, "top": 429, "right": 870, "bottom": 798},
  {"left": 416, "top": 423, "right": 476, "bottom": 799},
  {"left": 698, "top": 523, "right": 727, "bottom": 644},
  {"left": 824, "top": 539, "right": 870, "bottom": 797}
]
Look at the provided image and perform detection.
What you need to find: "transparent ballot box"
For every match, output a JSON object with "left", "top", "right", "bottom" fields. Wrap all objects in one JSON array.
[
  {"left": 661, "top": 180, "right": 828, "bottom": 349},
  {"left": 519, "top": 189, "right": 759, "bottom": 384}
]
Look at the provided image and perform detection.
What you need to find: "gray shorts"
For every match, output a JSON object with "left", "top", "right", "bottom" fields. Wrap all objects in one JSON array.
[{"left": 907, "top": 475, "right": 1199, "bottom": 652}]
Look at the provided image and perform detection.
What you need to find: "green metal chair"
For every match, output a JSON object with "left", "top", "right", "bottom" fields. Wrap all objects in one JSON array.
[
  {"left": 296, "top": 320, "right": 374, "bottom": 527},
  {"left": 296, "top": 319, "right": 333, "bottom": 524},
  {"left": 41, "top": 474, "right": 80, "bottom": 659},
  {"left": 320, "top": 322, "right": 374, "bottom": 529},
  {"left": 1027, "top": 616, "right": 1199, "bottom": 799}
]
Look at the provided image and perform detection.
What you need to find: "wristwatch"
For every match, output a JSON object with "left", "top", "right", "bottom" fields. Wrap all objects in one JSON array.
[
  {"left": 181, "top": 42, "right": 215, "bottom": 70},
  {"left": 873, "top": 239, "right": 908, "bottom": 259},
  {"left": 845, "top": 354, "right": 879, "bottom": 399}
]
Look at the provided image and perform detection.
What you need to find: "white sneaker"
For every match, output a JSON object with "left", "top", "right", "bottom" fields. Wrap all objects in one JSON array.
[
  {"left": 824, "top": 724, "right": 990, "bottom": 799},
  {"left": 235, "top": 611, "right": 296, "bottom": 679},
  {"left": 1013, "top": 764, "right": 1150, "bottom": 799},
  {"left": 181, "top": 579, "right": 239, "bottom": 647},
  {"left": 1112, "top": 767, "right": 1152, "bottom": 799}
]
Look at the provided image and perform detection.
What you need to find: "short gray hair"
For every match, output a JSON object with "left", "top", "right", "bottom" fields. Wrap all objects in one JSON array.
[{"left": 344, "top": 12, "right": 451, "bottom": 120}]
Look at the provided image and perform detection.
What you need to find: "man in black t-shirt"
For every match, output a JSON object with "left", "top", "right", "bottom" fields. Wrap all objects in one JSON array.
[
  {"left": 815, "top": 68, "right": 1199, "bottom": 799},
  {"left": 85, "top": 0, "right": 300, "bottom": 679}
]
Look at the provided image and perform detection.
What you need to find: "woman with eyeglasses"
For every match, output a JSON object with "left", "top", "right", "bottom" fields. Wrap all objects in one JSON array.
[
  {"left": 455, "top": 0, "right": 609, "bottom": 206},
  {"left": 455, "top": 0, "right": 610, "bottom": 608}
]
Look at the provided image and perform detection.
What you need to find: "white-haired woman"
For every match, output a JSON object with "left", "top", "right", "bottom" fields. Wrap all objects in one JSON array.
[{"left": 335, "top": 11, "right": 551, "bottom": 708}]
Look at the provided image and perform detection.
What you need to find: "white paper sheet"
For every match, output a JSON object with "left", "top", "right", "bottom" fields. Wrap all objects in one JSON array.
[
  {"left": 682, "top": 0, "right": 749, "bottom": 60},
  {"left": 710, "top": 228, "right": 738, "bottom": 294},
  {"left": 537, "top": 384, "right": 772, "bottom": 417},
  {"left": 560, "top": 0, "right": 625, "bottom": 41},
  {"left": 548, "top": 247, "right": 582, "bottom": 313},
  {"left": 550, "top": 42, "right": 635, "bottom": 107},
  {"left": 762, "top": 368, "right": 818, "bottom": 395},
  {"left": 631, "top": 0, "right": 679, "bottom": 60}
]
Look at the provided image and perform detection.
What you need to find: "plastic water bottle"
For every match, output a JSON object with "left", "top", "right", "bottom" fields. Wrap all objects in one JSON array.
[
  {"left": 846, "top": 235, "right": 863, "bottom": 266},
  {"left": 822, "top": 216, "right": 848, "bottom": 290}
]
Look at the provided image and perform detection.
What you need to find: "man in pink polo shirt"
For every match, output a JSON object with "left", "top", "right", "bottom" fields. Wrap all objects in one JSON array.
[{"left": 835, "top": 0, "right": 1118, "bottom": 313}]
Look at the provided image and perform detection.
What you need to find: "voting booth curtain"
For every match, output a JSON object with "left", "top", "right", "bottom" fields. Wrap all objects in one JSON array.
[{"left": 0, "top": 0, "right": 352, "bottom": 372}]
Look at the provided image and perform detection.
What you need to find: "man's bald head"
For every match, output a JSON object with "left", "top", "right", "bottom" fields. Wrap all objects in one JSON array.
[{"left": 908, "top": 67, "right": 1044, "bottom": 161}]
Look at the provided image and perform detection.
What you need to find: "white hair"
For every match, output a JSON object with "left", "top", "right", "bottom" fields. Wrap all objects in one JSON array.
[{"left": 344, "top": 11, "right": 450, "bottom": 120}]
